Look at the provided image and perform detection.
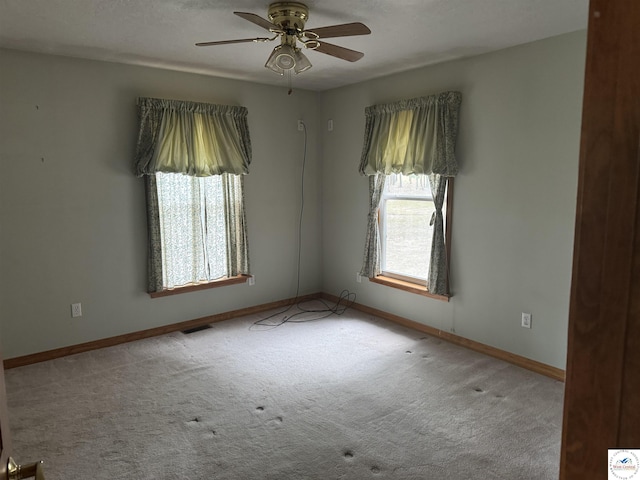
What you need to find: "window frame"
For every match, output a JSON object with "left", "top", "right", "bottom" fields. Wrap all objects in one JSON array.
[
  {"left": 374, "top": 176, "right": 454, "bottom": 301},
  {"left": 155, "top": 172, "right": 228, "bottom": 289},
  {"left": 379, "top": 184, "right": 434, "bottom": 286},
  {"left": 147, "top": 172, "right": 250, "bottom": 298}
]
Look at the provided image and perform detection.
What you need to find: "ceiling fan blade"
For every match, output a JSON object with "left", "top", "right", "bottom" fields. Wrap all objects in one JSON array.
[
  {"left": 314, "top": 41, "right": 365, "bottom": 62},
  {"left": 234, "top": 12, "right": 279, "bottom": 31},
  {"left": 304, "top": 22, "right": 371, "bottom": 39},
  {"left": 196, "top": 38, "right": 271, "bottom": 47}
]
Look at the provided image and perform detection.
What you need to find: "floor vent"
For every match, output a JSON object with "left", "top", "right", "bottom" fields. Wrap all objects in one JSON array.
[{"left": 181, "top": 325, "right": 212, "bottom": 335}]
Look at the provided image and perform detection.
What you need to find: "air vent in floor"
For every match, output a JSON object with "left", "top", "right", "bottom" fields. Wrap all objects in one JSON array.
[{"left": 181, "top": 325, "right": 212, "bottom": 335}]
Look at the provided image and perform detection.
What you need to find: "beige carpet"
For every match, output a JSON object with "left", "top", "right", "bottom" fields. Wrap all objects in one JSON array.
[{"left": 4, "top": 303, "right": 564, "bottom": 479}]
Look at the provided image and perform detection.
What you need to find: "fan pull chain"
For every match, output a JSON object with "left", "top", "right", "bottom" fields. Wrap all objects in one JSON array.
[{"left": 287, "top": 69, "right": 293, "bottom": 95}]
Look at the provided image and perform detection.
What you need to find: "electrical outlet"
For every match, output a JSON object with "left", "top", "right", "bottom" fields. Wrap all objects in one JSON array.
[
  {"left": 521, "top": 312, "right": 532, "bottom": 329},
  {"left": 248, "top": 276, "right": 255, "bottom": 286},
  {"left": 71, "top": 303, "right": 82, "bottom": 318},
  {"left": 297, "top": 120, "right": 304, "bottom": 131}
]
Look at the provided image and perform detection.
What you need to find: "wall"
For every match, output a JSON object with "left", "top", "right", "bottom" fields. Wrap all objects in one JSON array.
[
  {"left": 320, "top": 31, "right": 587, "bottom": 369},
  {"left": 0, "top": 49, "right": 322, "bottom": 359},
  {"left": 1, "top": 31, "right": 587, "bottom": 369}
]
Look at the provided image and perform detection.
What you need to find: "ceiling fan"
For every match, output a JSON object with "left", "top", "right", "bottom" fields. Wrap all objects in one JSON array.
[{"left": 196, "top": 2, "right": 371, "bottom": 75}]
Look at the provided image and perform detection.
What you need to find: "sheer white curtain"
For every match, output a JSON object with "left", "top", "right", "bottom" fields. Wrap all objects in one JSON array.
[{"left": 156, "top": 173, "right": 228, "bottom": 289}]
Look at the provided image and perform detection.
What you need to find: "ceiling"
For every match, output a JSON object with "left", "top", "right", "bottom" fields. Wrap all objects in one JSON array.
[{"left": 0, "top": 0, "right": 589, "bottom": 92}]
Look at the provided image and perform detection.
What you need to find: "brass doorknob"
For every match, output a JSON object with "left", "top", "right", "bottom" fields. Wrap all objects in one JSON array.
[{"left": 7, "top": 457, "right": 44, "bottom": 480}]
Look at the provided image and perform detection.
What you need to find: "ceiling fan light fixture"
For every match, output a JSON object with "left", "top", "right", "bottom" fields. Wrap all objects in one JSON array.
[
  {"left": 265, "top": 44, "right": 298, "bottom": 74},
  {"left": 265, "top": 43, "right": 312, "bottom": 75},
  {"left": 293, "top": 49, "right": 312, "bottom": 74},
  {"left": 265, "top": 49, "right": 285, "bottom": 75},
  {"left": 276, "top": 44, "right": 296, "bottom": 69}
]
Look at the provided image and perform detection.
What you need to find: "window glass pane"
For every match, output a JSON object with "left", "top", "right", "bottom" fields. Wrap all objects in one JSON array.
[
  {"left": 383, "top": 198, "right": 434, "bottom": 280},
  {"left": 201, "top": 175, "right": 227, "bottom": 280},
  {"left": 156, "top": 173, "right": 206, "bottom": 288},
  {"left": 156, "top": 172, "right": 227, "bottom": 288},
  {"left": 385, "top": 173, "right": 432, "bottom": 197}
]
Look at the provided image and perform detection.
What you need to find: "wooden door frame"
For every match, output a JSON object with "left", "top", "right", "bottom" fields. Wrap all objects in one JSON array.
[
  {"left": 560, "top": 0, "right": 640, "bottom": 478},
  {"left": 0, "top": 349, "right": 11, "bottom": 479}
]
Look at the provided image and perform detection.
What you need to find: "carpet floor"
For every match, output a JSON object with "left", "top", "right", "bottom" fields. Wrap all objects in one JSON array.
[{"left": 4, "top": 303, "right": 564, "bottom": 479}]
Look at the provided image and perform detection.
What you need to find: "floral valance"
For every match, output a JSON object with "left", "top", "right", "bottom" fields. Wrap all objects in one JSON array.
[
  {"left": 359, "top": 91, "right": 461, "bottom": 177},
  {"left": 134, "top": 97, "right": 251, "bottom": 177}
]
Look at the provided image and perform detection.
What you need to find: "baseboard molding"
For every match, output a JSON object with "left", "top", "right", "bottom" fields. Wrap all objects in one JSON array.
[
  {"left": 5, "top": 292, "right": 566, "bottom": 382},
  {"left": 3, "top": 293, "right": 321, "bottom": 369},
  {"left": 321, "top": 292, "right": 566, "bottom": 382}
]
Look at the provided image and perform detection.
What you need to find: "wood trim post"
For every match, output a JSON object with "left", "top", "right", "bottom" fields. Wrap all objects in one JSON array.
[{"left": 560, "top": 0, "right": 640, "bottom": 478}]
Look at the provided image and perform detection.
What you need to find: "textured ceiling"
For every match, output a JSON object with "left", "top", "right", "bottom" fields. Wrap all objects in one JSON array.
[{"left": 0, "top": 0, "right": 589, "bottom": 91}]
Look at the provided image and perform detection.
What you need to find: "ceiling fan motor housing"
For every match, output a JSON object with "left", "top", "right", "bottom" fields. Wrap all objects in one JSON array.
[{"left": 268, "top": 2, "right": 309, "bottom": 34}]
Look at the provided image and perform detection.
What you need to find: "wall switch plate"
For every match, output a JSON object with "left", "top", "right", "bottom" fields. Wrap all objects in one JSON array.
[
  {"left": 71, "top": 303, "right": 82, "bottom": 318},
  {"left": 521, "top": 312, "right": 532, "bottom": 328},
  {"left": 297, "top": 120, "right": 304, "bottom": 131},
  {"left": 328, "top": 119, "right": 334, "bottom": 131},
  {"left": 248, "top": 276, "right": 255, "bottom": 286},
  {"left": 356, "top": 272, "right": 362, "bottom": 283}
]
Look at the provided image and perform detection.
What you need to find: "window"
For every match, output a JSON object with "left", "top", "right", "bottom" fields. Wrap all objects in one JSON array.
[
  {"left": 134, "top": 97, "right": 251, "bottom": 296},
  {"left": 156, "top": 172, "right": 228, "bottom": 289},
  {"left": 379, "top": 174, "right": 444, "bottom": 285},
  {"left": 150, "top": 172, "right": 248, "bottom": 296},
  {"left": 358, "top": 92, "right": 460, "bottom": 298}
]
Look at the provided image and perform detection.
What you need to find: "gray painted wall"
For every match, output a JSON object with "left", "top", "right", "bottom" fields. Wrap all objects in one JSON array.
[
  {"left": 0, "top": 30, "right": 586, "bottom": 368},
  {"left": 0, "top": 50, "right": 322, "bottom": 359},
  {"left": 321, "top": 31, "right": 587, "bottom": 369}
]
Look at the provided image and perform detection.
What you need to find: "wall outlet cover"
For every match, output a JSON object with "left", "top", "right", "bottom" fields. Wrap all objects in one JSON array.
[{"left": 71, "top": 303, "right": 82, "bottom": 318}]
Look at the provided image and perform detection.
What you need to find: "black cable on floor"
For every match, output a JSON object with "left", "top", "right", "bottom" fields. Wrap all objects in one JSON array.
[
  {"left": 251, "top": 290, "right": 357, "bottom": 330},
  {"left": 251, "top": 121, "right": 355, "bottom": 330}
]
